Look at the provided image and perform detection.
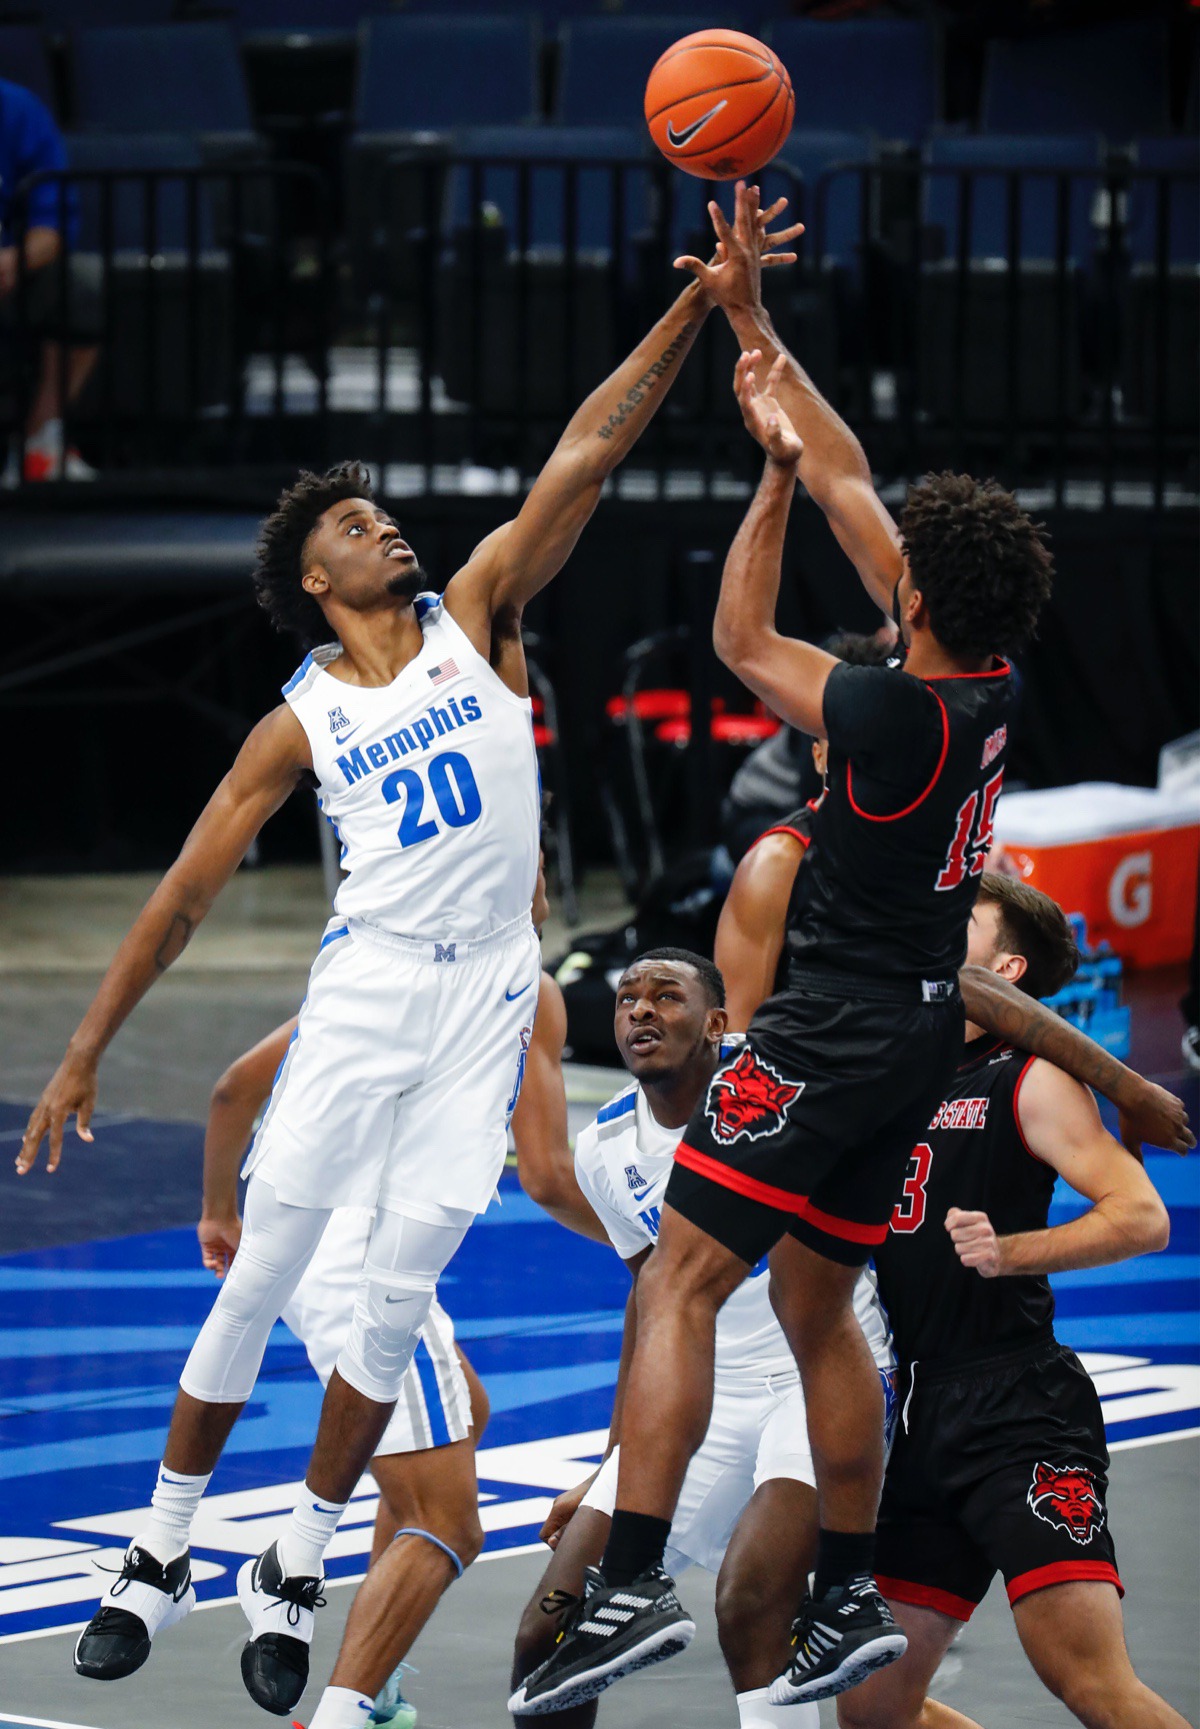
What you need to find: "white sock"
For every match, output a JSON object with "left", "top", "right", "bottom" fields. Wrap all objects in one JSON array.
[
  {"left": 28, "top": 417, "right": 62, "bottom": 454},
  {"left": 737, "top": 1687, "right": 819, "bottom": 1727},
  {"left": 277, "top": 1483, "right": 347, "bottom": 1580},
  {"left": 138, "top": 1464, "right": 211, "bottom": 1562},
  {"left": 308, "top": 1686, "right": 374, "bottom": 1728}
]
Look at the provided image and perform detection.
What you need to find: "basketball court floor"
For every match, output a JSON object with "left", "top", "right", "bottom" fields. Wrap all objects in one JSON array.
[{"left": 1, "top": 870, "right": 1197, "bottom": 1728}]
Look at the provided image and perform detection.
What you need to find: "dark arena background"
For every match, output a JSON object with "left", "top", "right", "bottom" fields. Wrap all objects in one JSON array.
[{"left": 0, "top": 3, "right": 1197, "bottom": 1726}]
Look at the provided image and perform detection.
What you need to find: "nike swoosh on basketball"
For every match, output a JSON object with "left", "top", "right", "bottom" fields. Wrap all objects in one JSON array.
[
  {"left": 666, "top": 100, "right": 728, "bottom": 150},
  {"left": 505, "top": 982, "right": 533, "bottom": 1001}
]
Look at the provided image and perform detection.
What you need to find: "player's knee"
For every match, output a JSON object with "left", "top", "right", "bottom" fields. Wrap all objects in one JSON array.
[
  {"left": 447, "top": 1508, "right": 484, "bottom": 1570},
  {"left": 713, "top": 1569, "right": 773, "bottom": 1663},
  {"left": 337, "top": 1277, "right": 435, "bottom": 1404},
  {"left": 1048, "top": 1665, "right": 1132, "bottom": 1728}
]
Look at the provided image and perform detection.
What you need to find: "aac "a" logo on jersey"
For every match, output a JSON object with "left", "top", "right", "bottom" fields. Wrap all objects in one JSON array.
[{"left": 704, "top": 1048, "right": 804, "bottom": 1147}]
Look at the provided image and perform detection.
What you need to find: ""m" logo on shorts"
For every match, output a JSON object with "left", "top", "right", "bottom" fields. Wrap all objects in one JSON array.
[{"left": 434, "top": 941, "right": 457, "bottom": 963}]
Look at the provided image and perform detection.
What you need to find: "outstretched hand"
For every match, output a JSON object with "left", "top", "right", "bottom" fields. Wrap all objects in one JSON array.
[
  {"left": 16, "top": 1050, "right": 97, "bottom": 1176},
  {"left": 675, "top": 180, "right": 803, "bottom": 309},
  {"left": 734, "top": 349, "right": 803, "bottom": 467}
]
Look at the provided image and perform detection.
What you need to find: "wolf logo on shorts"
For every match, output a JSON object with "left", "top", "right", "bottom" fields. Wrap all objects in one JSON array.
[
  {"left": 1027, "top": 1462, "right": 1106, "bottom": 1545},
  {"left": 704, "top": 1048, "right": 805, "bottom": 1147}
]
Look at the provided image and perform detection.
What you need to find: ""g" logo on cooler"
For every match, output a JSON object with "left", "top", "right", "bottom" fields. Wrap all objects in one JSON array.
[{"left": 1108, "top": 851, "right": 1152, "bottom": 928}]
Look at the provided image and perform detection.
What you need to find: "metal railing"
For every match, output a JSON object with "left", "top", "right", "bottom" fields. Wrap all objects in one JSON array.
[{"left": 4, "top": 150, "right": 1195, "bottom": 507}]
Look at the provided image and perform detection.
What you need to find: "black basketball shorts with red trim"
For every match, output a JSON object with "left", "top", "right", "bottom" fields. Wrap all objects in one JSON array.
[
  {"left": 875, "top": 1339, "right": 1121, "bottom": 1620},
  {"left": 665, "top": 977, "right": 963, "bottom": 1268}
]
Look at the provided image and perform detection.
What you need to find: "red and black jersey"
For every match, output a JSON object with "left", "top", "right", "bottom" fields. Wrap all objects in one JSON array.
[
  {"left": 872, "top": 1035, "right": 1058, "bottom": 1368},
  {"left": 786, "top": 658, "right": 1013, "bottom": 983}
]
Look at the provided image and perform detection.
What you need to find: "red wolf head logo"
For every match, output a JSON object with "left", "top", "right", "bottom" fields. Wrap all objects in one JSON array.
[
  {"left": 1027, "top": 1462, "right": 1105, "bottom": 1546},
  {"left": 704, "top": 1048, "right": 804, "bottom": 1147}
]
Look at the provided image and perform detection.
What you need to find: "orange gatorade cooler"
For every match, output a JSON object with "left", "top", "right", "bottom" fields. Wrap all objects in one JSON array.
[{"left": 992, "top": 782, "right": 1200, "bottom": 969}]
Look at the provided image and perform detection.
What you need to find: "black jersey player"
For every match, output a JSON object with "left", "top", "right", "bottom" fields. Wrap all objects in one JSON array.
[
  {"left": 837, "top": 872, "right": 1188, "bottom": 1729},
  {"left": 512, "top": 185, "right": 1056, "bottom": 1716}
]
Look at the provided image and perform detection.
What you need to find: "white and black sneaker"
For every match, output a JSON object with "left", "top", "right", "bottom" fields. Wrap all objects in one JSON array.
[
  {"left": 508, "top": 1564, "right": 694, "bottom": 1716},
  {"left": 74, "top": 1543, "right": 195, "bottom": 1679},
  {"left": 769, "top": 1575, "right": 907, "bottom": 1705},
  {"left": 236, "top": 1539, "right": 325, "bottom": 1716}
]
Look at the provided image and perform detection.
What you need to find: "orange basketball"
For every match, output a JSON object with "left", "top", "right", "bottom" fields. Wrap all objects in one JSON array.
[{"left": 644, "top": 28, "right": 794, "bottom": 181}]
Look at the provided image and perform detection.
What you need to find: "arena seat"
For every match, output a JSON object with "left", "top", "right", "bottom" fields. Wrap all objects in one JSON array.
[
  {"left": 924, "top": 132, "right": 1102, "bottom": 265},
  {"left": 766, "top": 19, "right": 939, "bottom": 145},
  {"left": 916, "top": 134, "right": 1102, "bottom": 428},
  {"left": 980, "top": 20, "right": 1169, "bottom": 140},
  {"left": 446, "top": 125, "right": 650, "bottom": 254},
  {"left": 0, "top": 24, "right": 56, "bottom": 113},
  {"left": 555, "top": 17, "right": 719, "bottom": 126},
  {"left": 71, "top": 23, "right": 257, "bottom": 146},
  {"left": 34, "top": 0, "right": 180, "bottom": 24},
  {"left": 355, "top": 15, "right": 541, "bottom": 132}
]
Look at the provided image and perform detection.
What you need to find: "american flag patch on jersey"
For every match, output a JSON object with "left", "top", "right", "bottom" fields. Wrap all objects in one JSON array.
[{"left": 427, "top": 659, "right": 459, "bottom": 685}]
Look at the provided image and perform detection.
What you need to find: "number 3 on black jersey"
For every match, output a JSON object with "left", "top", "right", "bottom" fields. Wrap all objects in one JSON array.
[{"left": 935, "top": 768, "right": 1004, "bottom": 891}]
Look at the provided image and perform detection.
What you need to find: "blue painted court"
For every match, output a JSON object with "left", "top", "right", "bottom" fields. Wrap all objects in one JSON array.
[{"left": 1, "top": 1103, "right": 1197, "bottom": 1647}]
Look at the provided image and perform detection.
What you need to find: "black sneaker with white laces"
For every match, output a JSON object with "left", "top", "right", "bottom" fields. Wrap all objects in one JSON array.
[
  {"left": 74, "top": 1544, "right": 195, "bottom": 1679},
  {"left": 508, "top": 1564, "right": 695, "bottom": 1716},
  {"left": 768, "top": 1574, "right": 908, "bottom": 1705},
  {"left": 236, "top": 1539, "right": 325, "bottom": 1715}
]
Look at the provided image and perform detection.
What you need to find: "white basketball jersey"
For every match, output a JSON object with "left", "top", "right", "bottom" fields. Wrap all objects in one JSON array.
[
  {"left": 283, "top": 594, "right": 540, "bottom": 940},
  {"left": 575, "top": 1063, "right": 892, "bottom": 1384}
]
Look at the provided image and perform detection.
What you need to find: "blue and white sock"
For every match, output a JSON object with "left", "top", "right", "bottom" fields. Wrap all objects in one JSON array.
[
  {"left": 308, "top": 1685, "right": 374, "bottom": 1727},
  {"left": 139, "top": 1464, "right": 211, "bottom": 1563},
  {"left": 278, "top": 1483, "right": 347, "bottom": 1580}
]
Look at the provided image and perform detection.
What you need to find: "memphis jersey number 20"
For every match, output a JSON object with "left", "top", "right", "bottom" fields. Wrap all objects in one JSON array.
[{"left": 382, "top": 749, "right": 482, "bottom": 848}]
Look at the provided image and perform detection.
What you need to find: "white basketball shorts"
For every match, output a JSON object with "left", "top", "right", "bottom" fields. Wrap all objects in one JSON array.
[
  {"left": 582, "top": 1364, "right": 896, "bottom": 1576},
  {"left": 244, "top": 912, "right": 541, "bottom": 1216},
  {"left": 281, "top": 1206, "right": 473, "bottom": 1455}
]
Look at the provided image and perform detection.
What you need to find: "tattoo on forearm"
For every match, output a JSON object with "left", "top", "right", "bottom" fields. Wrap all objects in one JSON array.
[
  {"left": 964, "top": 970, "right": 1127, "bottom": 1098},
  {"left": 596, "top": 324, "right": 696, "bottom": 441},
  {"left": 154, "top": 912, "right": 195, "bottom": 973}
]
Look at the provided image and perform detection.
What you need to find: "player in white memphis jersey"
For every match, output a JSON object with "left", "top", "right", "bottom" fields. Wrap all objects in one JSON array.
[
  {"left": 17, "top": 218, "right": 806, "bottom": 1719},
  {"left": 511, "top": 949, "right": 894, "bottom": 1728}
]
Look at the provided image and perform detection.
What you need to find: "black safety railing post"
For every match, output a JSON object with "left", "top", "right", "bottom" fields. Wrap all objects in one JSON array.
[
  {"left": 416, "top": 156, "right": 437, "bottom": 492},
  {"left": 373, "top": 165, "right": 389, "bottom": 473},
  {"left": 682, "top": 546, "right": 718, "bottom": 849},
  {"left": 100, "top": 170, "right": 115, "bottom": 474},
  {"left": 1098, "top": 162, "right": 1119, "bottom": 513},
  {"left": 56, "top": 173, "right": 69, "bottom": 477},
  {"left": 851, "top": 163, "right": 870, "bottom": 445},
  {"left": 186, "top": 171, "right": 200, "bottom": 438},
  {"left": 468, "top": 157, "right": 484, "bottom": 469},
  {"left": 1053, "top": 171, "right": 1069, "bottom": 507},
  {"left": 1150, "top": 170, "right": 1169, "bottom": 514},
  {"left": 271, "top": 167, "right": 286, "bottom": 449},
  {"left": 951, "top": 168, "right": 970, "bottom": 467},
  {"left": 564, "top": 161, "right": 580, "bottom": 424},
  {"left": 315, "top": 162, "right": 331, "bottom": 467},
  {"left": 229, "top": 171, "right": 245, "bottom": 453},
  {"left": 144, "top": 169, "right": 159, "bottom": 463},
  {"left": 1003, "top": 168, "right": 1022, "bottom": 474},
  {"left": 515, "top": 156, "right": 531, "bottom": 470}
]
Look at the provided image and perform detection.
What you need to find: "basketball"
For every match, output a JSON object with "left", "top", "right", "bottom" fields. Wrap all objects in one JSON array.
[{"left": 644, "top": 28, "right": 794, "bottom": 181}]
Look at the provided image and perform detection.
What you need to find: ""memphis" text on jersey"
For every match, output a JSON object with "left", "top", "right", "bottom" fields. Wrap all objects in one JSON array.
[{"left": 335, "top": 693, "right": 484, "bottom": 787}]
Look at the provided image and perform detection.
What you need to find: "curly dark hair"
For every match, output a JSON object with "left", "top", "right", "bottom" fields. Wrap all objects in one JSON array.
[
  {"left": 977, "top": 872, "right": 1080, "bottom": 1000},
  {"left": 252, "top": 461, "right": 376, "bottom": 646},
  {"left": 822, "top": 629, "right": 894, "bottom": 668},
  {"left": 627, "top": 947, "right": 726, "bottom": 1009},
  {"left": 899, "top": 472, "right": 1053, "bottom": 659}
]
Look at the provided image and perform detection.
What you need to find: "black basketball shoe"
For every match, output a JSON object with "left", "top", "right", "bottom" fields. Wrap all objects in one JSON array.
[
  {"left": 236, "top": 1539, "right": 326, "bottom": 1716},
  {"left": 768, "top": 1574, "right": 908, "bottom": 1705},
  {"left": 508, "top": 1564, "right": 695, "bottom": 1716},
  {"left": 74, "top": 1543, "right": 195, "bottom": 1679}
]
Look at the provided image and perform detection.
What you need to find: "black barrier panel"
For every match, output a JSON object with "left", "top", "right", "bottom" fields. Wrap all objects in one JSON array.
[
  {"left": 6, "top": 160, "right": 332, "bottom": 486},
  {"left": 813, "top": 154, "right": 1198, "bottom": 512},
  {"left": 1, "top": 149, "right": 1194, "bottom": 506}
]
